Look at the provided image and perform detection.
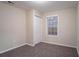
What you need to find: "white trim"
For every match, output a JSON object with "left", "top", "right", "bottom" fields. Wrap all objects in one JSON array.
[
  {"left": 42, "top": 41, "right": 76, "bottom": 48},
  {"left": 34, "top": 41, "right": 41, "bottom": 46},
  {"left": 46, "top": 15, "right": 59, "bottom": 38},
  {"left": 0, "top": 43, "right": 30, "bottom": 54},
  {"left": 33, "top": 14, "right": 42, "bottom": 45},
  {"left": 0, "top": 42, "right": 76, "bottom": 54},
  {"left": 25, "top": 43, "right": 35, "bottom": 47}
]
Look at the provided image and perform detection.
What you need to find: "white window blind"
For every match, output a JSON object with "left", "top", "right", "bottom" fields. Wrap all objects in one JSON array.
[{"left": 47, "top": 16, "right": 58, "bottom": 35}]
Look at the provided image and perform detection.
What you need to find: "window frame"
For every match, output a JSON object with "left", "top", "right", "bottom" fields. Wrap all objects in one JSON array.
[{"left": 46, "top": 15, "right": 59, "bottom": 37}]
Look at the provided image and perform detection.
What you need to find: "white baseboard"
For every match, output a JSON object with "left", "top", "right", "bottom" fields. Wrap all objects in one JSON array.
[
  {"left": 25, "top": 43, "right": 35, "bottom": 47},
  {"left": 42, "top": 41, "right": 76, "bottom": 48},
  {"left": 0, "top": 43, "right": 27, "bottom": 54},
  {"left": 0, "top": 42, "right": 40, "bottom": 54},
  {"left": 0, "top": 41, "right": 76, "bottom": 54},
  {"left": 34, "top": 41, "right": 41, "bottom": 46}
]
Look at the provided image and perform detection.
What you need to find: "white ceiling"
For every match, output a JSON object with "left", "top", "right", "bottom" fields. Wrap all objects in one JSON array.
[{"left": 2, "top": 1, "right": 77, "bottom": 13}]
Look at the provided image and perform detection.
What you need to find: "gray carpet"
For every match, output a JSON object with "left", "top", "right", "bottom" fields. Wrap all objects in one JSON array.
[{"left": 0, "top": 42, "right": 78, "bottom": 57}]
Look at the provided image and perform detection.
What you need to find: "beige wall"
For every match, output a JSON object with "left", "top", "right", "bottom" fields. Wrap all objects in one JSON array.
[
  {"left": 0, "top": 2, "right": 27, "bottom": 53},
  {"left": 0, "top": 2, "right": 43, "bottom": 53},
  {"left": 26, "top": 9, "right": 34, "bottom": 46},
  {"left": 42, "top": 8, "right": 77, "bottom": 48}
]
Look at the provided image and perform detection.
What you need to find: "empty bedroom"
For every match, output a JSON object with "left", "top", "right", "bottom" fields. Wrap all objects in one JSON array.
[{"left": 0, "top": 0, "right": 79, "bottom": 57}]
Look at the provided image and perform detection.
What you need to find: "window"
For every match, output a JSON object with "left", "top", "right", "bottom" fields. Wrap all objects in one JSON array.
[{"left": 47, "top": 16, "right": 58, "bottom": 35}]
